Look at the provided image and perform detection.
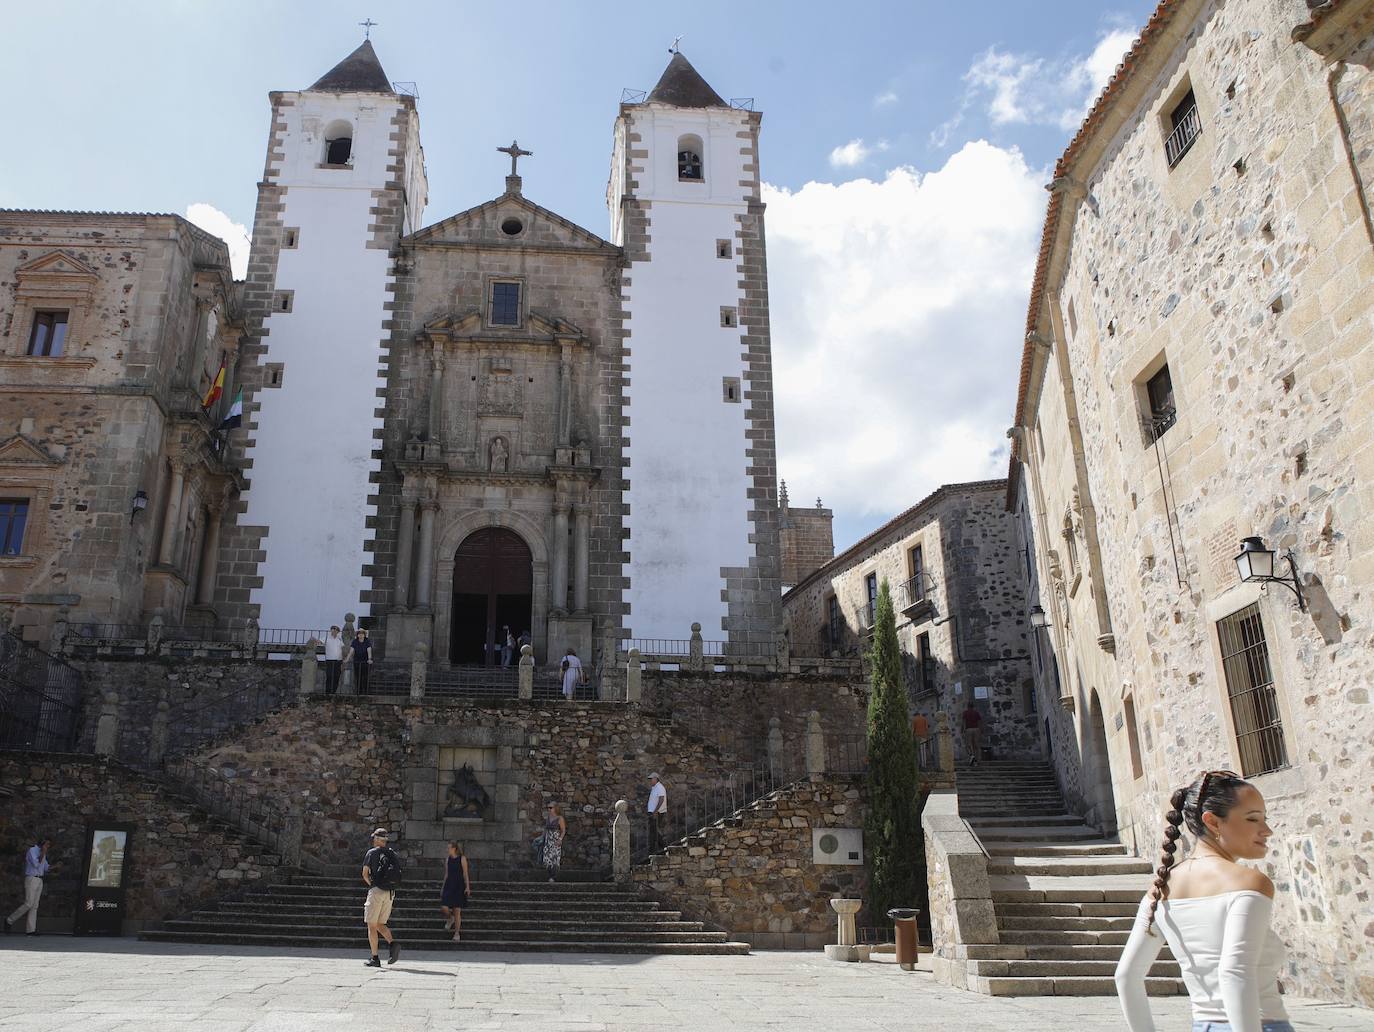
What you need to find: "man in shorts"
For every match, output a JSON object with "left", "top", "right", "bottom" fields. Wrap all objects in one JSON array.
[{"left": 361, "top": 828, "right": 400, "bottom": 967}]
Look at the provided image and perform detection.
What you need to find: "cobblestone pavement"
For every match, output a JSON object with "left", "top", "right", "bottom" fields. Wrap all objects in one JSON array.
[{"left": 3, "top": 940, "right": 1373, "bottom": 1032}]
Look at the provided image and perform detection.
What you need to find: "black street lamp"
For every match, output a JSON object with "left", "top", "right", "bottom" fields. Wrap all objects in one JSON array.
[{"left": 1234, "top": 536, "right": 1306, "bottom": 611}]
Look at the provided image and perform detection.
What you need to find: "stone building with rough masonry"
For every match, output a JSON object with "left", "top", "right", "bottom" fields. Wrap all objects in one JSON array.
[
  {"left": 782, "top": 480, "right": 1038, "bottom": 759},
  {"left": 778, "top": 481, "right": 834, "bottom": 590},
  {"left": 1008, "top": 0, "right": 1374, "bottom": 1006},
  {"left": 0, "top": 212, "right": 244, "bottom": 642}
]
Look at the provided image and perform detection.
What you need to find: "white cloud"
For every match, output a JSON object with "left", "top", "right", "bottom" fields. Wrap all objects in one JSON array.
[
  {"left": 873, "top": 90, "right": 899, "bottom": 108},
  {"left": 764, "top": 141, "right": 1045, "bottom": 545},
  {"left": 829, "top": 139, "right": 873, "bottom": 168},
  {"left": 185, "top": 203, "right": 250, "bottom": 279},
  {"left": 951, "top": 27, "right": 1137, "bottom": 138}
]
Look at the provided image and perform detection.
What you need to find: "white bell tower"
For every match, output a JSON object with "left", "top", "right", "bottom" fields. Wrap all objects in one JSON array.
[
  {"left": 228, "top": 40, "right": 428, "bottom": 629},
  {"left": 608, "top": 52, "right": 782, "bottom": 648}
]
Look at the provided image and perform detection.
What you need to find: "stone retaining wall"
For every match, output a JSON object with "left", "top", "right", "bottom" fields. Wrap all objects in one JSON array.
[
  {"left": 631, "top": 777, "right": 867, "bottom": 949},
  {"left": 0, "top": 751, "right": 284, "bottom": 933}
]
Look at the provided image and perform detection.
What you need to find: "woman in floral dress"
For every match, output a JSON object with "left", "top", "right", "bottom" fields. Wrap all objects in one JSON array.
[{"left": 542, "top": 803, "right": 566, "bottom": 882}]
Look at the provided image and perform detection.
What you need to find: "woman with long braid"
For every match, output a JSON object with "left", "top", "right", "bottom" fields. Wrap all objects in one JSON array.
[{"left": 1115, "top": 770, "right": 1291, "bottom": 1032}]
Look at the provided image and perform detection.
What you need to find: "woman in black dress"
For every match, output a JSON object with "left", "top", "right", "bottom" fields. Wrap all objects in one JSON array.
[{"left": 439, "top": 841, "right": 471, "bottom": 942}]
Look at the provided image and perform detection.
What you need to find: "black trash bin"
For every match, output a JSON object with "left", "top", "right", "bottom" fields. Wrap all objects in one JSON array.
[{"left": 887, "top": 907, "right": 920, "bottom": 971}]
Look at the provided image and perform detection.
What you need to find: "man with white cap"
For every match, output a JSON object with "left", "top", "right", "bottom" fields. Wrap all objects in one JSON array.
[
  {"left": 361, "top": 828, "right": 401, "bottom": 967},
  {"left": 646, "top": 773, "right": 667, "bottom": 855}
]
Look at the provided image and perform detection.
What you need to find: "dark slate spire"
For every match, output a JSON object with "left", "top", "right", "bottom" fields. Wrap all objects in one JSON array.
[
  {"left": 308, "top": 40, "right": 394, "bottom": 94},
  {"left": 647, "top": 52, "right": 727, "bottom": 108}
]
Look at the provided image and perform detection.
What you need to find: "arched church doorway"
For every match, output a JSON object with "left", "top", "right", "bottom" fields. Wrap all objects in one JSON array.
[
  {"left": 450, "top": 528, "right": 533, "bottom": 666},
  {"left": 1085, "top": 689, "right": 1119, "bottom": 835}
]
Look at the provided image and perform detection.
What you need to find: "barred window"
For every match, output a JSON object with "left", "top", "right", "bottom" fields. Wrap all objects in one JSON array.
[
  {"left": 489, "top": 282, "right": 521, "bottom": 326},
  {"left": 864, "top": 572, "right": 878, "bottom": 627},
  {"left": 1217, "top": 603, "right": 1288, "bottom": 776}
]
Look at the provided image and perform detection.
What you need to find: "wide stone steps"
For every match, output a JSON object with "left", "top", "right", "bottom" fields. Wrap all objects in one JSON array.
[
  {"left": 141, "top": 873, "right": 750, "bottom": 955},
  {"left": 953, "top": 759, "right": 1183, "bottom": 998}
]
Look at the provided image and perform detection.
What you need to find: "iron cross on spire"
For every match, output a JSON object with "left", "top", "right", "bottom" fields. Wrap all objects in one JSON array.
[
  {"left": 359, "top": 18, "right": 378, "bottom": 39},
  {"left": 498, "top": 140, "right": 533, "bottom": 176}
]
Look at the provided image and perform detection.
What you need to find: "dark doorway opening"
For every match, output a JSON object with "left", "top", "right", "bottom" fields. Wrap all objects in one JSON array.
[{"left": 450, "top": 528, "right": 533, "bottom": 666}]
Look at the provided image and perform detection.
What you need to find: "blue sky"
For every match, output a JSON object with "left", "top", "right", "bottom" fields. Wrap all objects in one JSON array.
[{"left": 3, "top": 0, "right": 1154, "bottom": 552}]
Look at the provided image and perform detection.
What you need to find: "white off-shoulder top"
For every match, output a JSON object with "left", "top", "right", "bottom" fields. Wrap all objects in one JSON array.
[{"left": 1114, "top": 889, "right": 1288, "bottom": 1032}]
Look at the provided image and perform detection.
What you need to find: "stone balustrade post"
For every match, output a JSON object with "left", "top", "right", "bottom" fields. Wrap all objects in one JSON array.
[
  {"left": 774, "top": 630, "right": 790, "bottom": 672},
  {"left": 146, "top": 613, "right": 164, "bottom": 654},
  {"left": 148, "top": 697, "right": 170, "bottom": 767},
  {"left": 625, "top": 648, "right": 642, "bottom": 703},
  {"left": 410, "top": 641, "right": 428, "bottom": 702},
  {"left": 300, "top": 646, "right": 319, "bottom": 699},
  {"left": 518, "top": 644, "right": 534, "bottom": 699},
  {"left": 767, "top": 716, "right": 783, "bottom": 782},
  {"left": 601, "top": 627, "right": 618, "bottom": 668},
  {"left": 612, "top": 799, "right": 631, "bottom": 882},
  {"left": 936, "top": 710, "right": 954, "bottom": 773},
  {"left": 94, "top": 691, "right": 120, "bottom": 756},
  {"left": 688, "top": 622, "right": 704, "bottom": 671},
  {"left": 806, "top": 709, "right": 826, "bottom": 777},
  {"left": 282, "top": 802, "right": 304, "bottom": 868},
  {"left": 240, "top": 616, "right": 259, "bottom": 649},
  {"left": 341, "top": 614, "right": 356, "bottom": 694}
]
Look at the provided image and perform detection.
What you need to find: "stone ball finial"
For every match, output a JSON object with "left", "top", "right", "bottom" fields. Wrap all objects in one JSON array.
[
  {"left": 345, "top": 612, "right": 356, "bottom": 624},
  {"left": 521, "top": 643, "right": 533, "bottom": 656},
  {"left": 614, "top": 799, "right": 628, "bottom": 814},
  {"left": 691, "top": 622, "right": 701, "bottom": 633},
  {"left": 769, "top": 716, "right": 781, "bottom": 729}
]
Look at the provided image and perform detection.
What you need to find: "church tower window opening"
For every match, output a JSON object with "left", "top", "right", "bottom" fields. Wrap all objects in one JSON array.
[
  {"left": 677, "top": 135, "right": 703, "bottom": 181},
  {"left": 489, "top": 281, "right": 522, "bottom": 326},
  {"left": 323, "top": 120, "right": 354, "bottom": 166}
]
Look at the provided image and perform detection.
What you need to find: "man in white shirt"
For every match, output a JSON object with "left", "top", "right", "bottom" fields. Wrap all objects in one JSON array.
[
  {"left": 322, "top": 626, "right": 345, "bottom": 695},
  {"left": 5, "top": 837, "right": 51, "bottom": 935},
  {"left": 646, "top": 774, "right": 667, "bottom": 855}
]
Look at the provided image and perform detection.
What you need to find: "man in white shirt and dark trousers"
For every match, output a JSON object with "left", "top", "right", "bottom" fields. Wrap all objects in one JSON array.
[
  {"left": 5, "top": 836, "right": 51, "bottom": 935},
  {"left": 322, "top": 626, "right": 345, "bottom": 695},
  {"left": 646, "top": 774, "right": 667, "bottom": 855}
]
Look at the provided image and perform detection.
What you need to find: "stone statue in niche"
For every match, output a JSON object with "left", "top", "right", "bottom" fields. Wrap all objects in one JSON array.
[
  {"left": 444, "top": 763, "right": 492, "bottom": 819},
  {"left": 489, "top": 436, "right": 509, "bottom": 472}
]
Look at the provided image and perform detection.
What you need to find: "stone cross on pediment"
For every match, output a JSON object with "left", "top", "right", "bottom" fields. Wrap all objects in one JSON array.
[{"left": 498, "top": 140, "right": 533, "bottom": 176}]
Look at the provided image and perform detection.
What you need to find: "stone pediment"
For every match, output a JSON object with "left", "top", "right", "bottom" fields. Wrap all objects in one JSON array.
[
  {"left": 0, "top": 434, "right": 63, "bottom": 468},
  {"left": 15, "top": 250, "right": 100, "bottom": 280},
  {"left": 420, "top": 308, "right": 588, "bottom": 347},
  {"left": 406, "top": 192, "right": 619, "bottom": 255}
]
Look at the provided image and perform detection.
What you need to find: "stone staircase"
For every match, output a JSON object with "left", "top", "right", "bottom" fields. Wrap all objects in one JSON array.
[
  {"left": 140, "top": 873, "right": 749, "bottom": 955},
  {"left": 957, "top": 761, "right": 1184, "bottom": 996}
]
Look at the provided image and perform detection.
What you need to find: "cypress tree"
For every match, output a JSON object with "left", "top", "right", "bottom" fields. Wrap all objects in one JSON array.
[{"left": 863, "top": 578, "right": 922, "bottom": 926}]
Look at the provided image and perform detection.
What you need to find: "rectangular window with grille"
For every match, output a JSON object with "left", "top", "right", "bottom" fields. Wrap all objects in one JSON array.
[
  {"left": 1165, "top": 87, "right": 1201, "bottom": 167},
  {"left": 1217, "top": 603, "right": 1288, "bottom": 776},
  {"left": 489, "top": 282, "right": 521, "bottom": 326},
  {"left": 1146, "top": 363, "right": 1176, "bottom": 442},
  {"left": 917, "top": 632, "right": 934, "bottom": 695},
  {"left": 0, "top": 499, "right": 29, "bottom": 555},
  {"left": 827, "top": 595, "right": 840, "bottom": 646},
  {"left": 864, "top": 572, "right": 878, "bottom": 627},
  {"left": 907, "top": 544, "right": 925, "bottom": 602}
]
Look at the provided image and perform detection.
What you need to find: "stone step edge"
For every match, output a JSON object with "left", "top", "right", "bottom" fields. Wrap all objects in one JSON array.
[{"left": 138, "top": 931, "right": 752, "bottom": 954}]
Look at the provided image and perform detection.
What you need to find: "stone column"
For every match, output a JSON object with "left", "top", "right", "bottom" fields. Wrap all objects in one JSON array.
[
  {"left": 394, "top": 497, "right": 417, "bottom": 609},
  {"left": 767, "top": 716, "right": 783, "bottom": 783},
  {"left": 282, "top": 803, "right": 304, "bottom": 868},
  {"left": 340, "top": 613, "right": 356, "bottom": 694},
  {"left": 428, "top": 343, "right": 445, "bottom": 444},
  {"left": 826, "top": 898, "right": 864, "bottom": 962},
  {"left": 550, "top": 504, "right": 570, "bottom": 613},
  {"left": 572, "top": 504, "right": 590, "bottom": 613},
  {"left": 936, "top": 710, "right": 954, "bottom": 773},
  {"left": 612, "top": 799, "right": 630, "bottom": 882},
  {"left": 518, "top": 644, "right": 534, "bottom": 699},
  {"left": 625, "top": 647, "right": 642, "bottom": 703},
  {"left": 688, "top": 623, "right": 704, "bottom": 671},
  {"left": 195, "top": 508, "right": 223, "bottom": 606},
  {"left": 299, "top": 647, "right": 318, "bottom": 699},
  {"left": 557, "top": 342, "right": 573, "bottom": 446},
  {"left": 806, "top": 710, "right": 825, "bottom": 777},
  {"left": 415, "top": 502, "right": 438, "bottom": 609},
  {"left": 157, "top": 462, "right": 186, "bottom": 566},
  {"left": 94, "top": 691, "right": 119, "bottom": 756}
]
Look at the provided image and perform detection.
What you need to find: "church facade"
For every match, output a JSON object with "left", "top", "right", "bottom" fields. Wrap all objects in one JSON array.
[{"left": 219, "top": 43, "right": 783, "bottom": 666}]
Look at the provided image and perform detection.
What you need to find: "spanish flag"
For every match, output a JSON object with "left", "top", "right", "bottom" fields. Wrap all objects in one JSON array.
[
  {"left": 218, "top": 389, "right": 243, "bottom": 431},
  {"left": 202, "top": 361, "right": 226, "bottom": 410}
]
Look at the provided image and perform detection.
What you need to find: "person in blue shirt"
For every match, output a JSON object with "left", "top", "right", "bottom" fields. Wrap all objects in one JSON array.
[{"left": 5, "top": 836, "right": 51, "bottom": 935}]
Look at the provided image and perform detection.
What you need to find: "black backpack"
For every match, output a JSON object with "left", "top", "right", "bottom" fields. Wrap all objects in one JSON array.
[{"left": 372, "top": 847, "right": 402, "bottom": 890}]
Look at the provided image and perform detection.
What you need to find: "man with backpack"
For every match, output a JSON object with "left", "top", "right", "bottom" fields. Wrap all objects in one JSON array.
[{"left": 361, "top": 828, "right": 401, "bottom": 967}]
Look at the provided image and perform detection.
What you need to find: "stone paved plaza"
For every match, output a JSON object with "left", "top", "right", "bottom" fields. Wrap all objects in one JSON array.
[{"left": 4, "top": 941, "right": 1374, "bottom": 1032}]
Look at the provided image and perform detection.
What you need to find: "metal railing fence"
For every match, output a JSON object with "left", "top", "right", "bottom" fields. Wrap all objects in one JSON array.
[{"left": 0, "top": 632, "right": 83, "bottom": 752}]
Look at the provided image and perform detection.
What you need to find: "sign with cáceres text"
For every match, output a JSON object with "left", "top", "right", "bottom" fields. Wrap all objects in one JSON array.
[{"left": 73, "top": 821, "right": 134, "bottom": 936}]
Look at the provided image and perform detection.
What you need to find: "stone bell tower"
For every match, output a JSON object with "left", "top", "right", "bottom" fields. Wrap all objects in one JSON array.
[
  {"left": 222, "top": 40, "right": 429, "bottom": 628},
  {"left": 607, "top": 52, "right": 782, "bottom": 648}
]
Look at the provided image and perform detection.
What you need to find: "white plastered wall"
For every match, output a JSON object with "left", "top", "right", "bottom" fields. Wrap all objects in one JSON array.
[
  {"left": 241, "top": 91, "right": 415, "bottom": 628},
  {"left": 617, "top": 105, "right": 756, "bottom": 639}
]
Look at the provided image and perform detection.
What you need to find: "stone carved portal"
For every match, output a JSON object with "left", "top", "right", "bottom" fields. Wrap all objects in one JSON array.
[
  {"left": 439, "top": 747, "right": 496, "bottom": 821},
  {"left": 450, "top": 527, "right": 533, "bottom": 666}
]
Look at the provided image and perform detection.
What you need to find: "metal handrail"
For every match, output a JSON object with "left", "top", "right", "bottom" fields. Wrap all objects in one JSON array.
[{"left": 1165, "top": 104, "right": 1201, "bottom": 167}]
